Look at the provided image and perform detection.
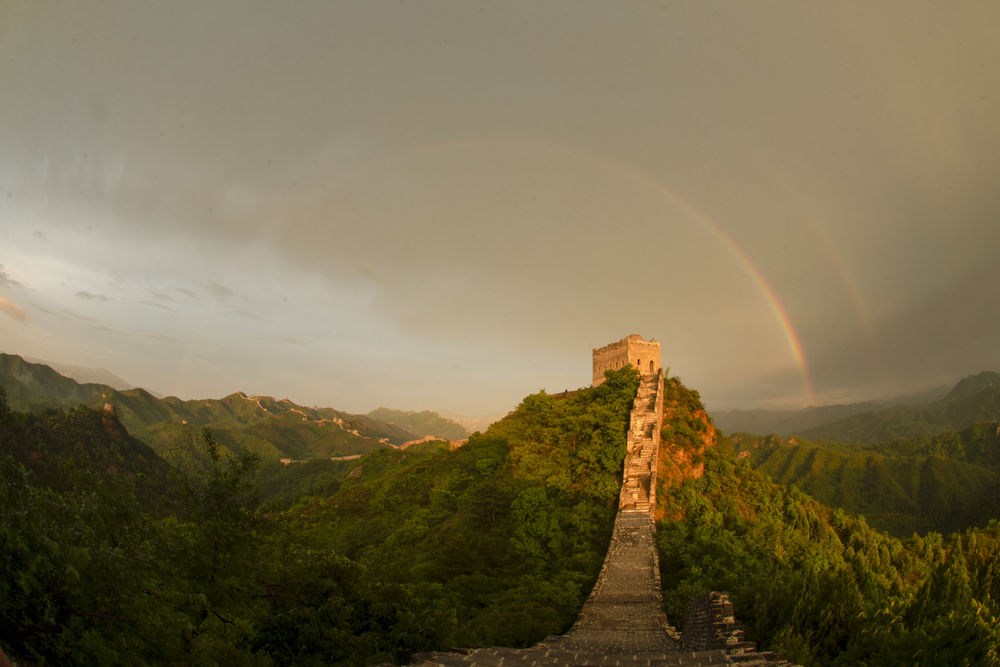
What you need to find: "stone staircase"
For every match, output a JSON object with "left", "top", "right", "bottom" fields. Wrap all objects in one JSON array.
[
  {"left": 411, "top": 371, "right": 793, "bottom": 666},
  {"left": 618, "top": 372, "right": 663, "bottom": 514}
]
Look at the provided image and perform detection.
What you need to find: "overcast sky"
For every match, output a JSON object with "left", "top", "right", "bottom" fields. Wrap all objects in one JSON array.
[{"left": 2, "top": 1, "right": 998, "bottom": 417}]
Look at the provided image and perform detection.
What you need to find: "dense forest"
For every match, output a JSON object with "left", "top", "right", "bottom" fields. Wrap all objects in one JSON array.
[
  {"left": 3, "top": 364, "right": 1000, "bottom": 665},
  {"left": 729, "top": 427, "right": 1000, "bottom": 536},
  {"left": 0, "top": 353, "right": 415, "bottom": 466},
  {"left": 656, "top": 380, "right": 1000, "bottom": 665},
  {"left": 0, "top": 369, "right": 640, "bottom": 665}
]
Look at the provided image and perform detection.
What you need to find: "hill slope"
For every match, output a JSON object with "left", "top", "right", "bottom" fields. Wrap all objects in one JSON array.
[
  {"left": 23, "top": 357, "right": 136, "bottom": 391},
  {"left": 710, "top": 385, "right": 950, "bottom": 437},
  {"left": 0, "top": 353, "right": 416, "bottom": 464},
  {"left": 730, "top": 431, "right": 1000, "bottom": 536},
  {"left": 0, "top": 367, "right": 641, "bottom": 665},
  {"left": 0, "top": 394, "right": 175, "bottom": 510},
  {"left": 654, "top": 379, "right": 1000, "bottom": 665},
  {"left": 281, "top": 369, "right": 641, "bottom": 650},
  {"left": 0, "top": 353, "right": 109, "bottom": 410},
  {"left": 799, "top": 372, "right": 1000, "bottom": 443},
  {"left": 367, "top": 407, "right": 468, "bottom": 440}
]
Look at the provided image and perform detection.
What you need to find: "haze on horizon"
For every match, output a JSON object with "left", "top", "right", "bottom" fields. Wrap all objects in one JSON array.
[{"left": 2, "top": 1, "right": 998, "bottom": 417}]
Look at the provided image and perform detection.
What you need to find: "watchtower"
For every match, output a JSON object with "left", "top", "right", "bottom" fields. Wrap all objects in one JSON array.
[{"left": 592, "top": 334, "right": 662, "bottom": 387}]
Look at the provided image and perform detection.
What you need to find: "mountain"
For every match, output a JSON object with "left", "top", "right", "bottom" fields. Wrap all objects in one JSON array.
[
  {"left": 710, "top": 372, "right": 1000, "bottom": 443},
  {"left": 0, "top": 353, "right": 109, "bottom": 410},
  {"left": 710, "top": 385, "right": 950, "bottom": 437},
  {"left": 0, "top": 365, "right": 642, "bottom": 665},
  {"left": 944, "top": 370, "right": 1000, "bottom": 402},
  {"left": 367, "top": 407, "right": 468, "bottom": 440},
  {"left": 439, "top": 410, "right": 506, "bottom": 434},
  {"left": 275, "top": 367, "right": 642, "bottom": 653},
  {"left": 23, "top": 357, "right": 137, "bottom": 391},
  {"left": 799, "top": 371, "right": 1000, "bottom": 443},
  {"left": 0, "top": 353, "right": 416, "bottom": 465},
  {"left": 711, "top": 402, "right": 886, "bottom": 439},
  {"left": 657, "top": 430, "right": 1000, "bottom": 665},
  {"left": 0, "top": 402, "right": 175, "bottom": 510},
  {"left": 3, "top": 360, "right": 999, "bottom": 664},
  {"left": 729, "top": 429, "right": 1000, "bottom": 536}
]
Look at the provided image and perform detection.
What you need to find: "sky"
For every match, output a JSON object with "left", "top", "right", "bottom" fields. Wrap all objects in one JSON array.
[{"left": 2, "top": 1, "right": 999, "bottom": 417}]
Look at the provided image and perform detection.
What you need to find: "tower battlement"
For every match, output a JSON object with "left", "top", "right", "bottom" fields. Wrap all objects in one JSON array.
[{"left": 592, "top": 334, "right": 661, "bottom": 387}]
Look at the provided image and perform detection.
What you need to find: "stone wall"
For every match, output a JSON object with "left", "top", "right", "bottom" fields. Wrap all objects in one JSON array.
[
  {"left": 592, "top": 333, "right": 662, "bottom": 386},
  {"left": 681, "top": 592, "right": 756, "bottom": 653}
]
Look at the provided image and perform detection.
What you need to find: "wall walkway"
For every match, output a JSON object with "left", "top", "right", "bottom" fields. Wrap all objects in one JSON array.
[{"left": 412, "top": 372, "right": 791, "bottom": 666}]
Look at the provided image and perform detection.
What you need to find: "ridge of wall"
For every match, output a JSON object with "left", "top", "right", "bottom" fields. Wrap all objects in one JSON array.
[
  {"left": 411, "top": 350, "right": 793, "bottom": 666},
  {"left": 619, "top": 370, "right": 663, "bottom": 513}
]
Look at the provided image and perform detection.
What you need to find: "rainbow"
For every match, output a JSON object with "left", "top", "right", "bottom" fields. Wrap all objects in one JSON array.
[
  {"left": 652, "top": 185, "right": 815, "bottom": 403},
  {"left": 602, "top": 163, "right": 816, "bottom": 403},
  {"left": 350, "top": 137, "right": 821, "bottom": 403}
]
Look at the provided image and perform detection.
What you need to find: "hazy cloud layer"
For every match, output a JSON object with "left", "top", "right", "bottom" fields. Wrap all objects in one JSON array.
[
  {"left": 0, "top": 297, "right": 26, "bottom": 322},
  {"left": 75, "top": 291, "right": 110, "bottom": 301},
  {"left": 1, "top": 1, "right": 998, "bottom": 413},
  {"left": 0, "top": 265, "right": 23, "bottom": 289}
]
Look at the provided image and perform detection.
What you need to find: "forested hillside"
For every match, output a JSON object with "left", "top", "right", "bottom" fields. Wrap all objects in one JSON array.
[
  {"left": 799, "top": 371, "right": 1000, "bottom": 443},
  {"left": 654, "top": 381, "right": 1000, "bottom": 665},
  {"left": 0, "top": 369, "right": 640, "bottom": 665},
  {"left": 5, "top": 361, "right": 1000, "bottom": 665},
  {"left": 367, "top": 407, "right": 468, "bottom": 440},
  {"left": 730, "top": 430, "right": 1000, "bottom": 536},
  {"left": 0, "top": 353, "right": 416, "bottom": 466},
  {"left": 0, "top": 353, "right": 109, "bottom": 411},
  {"left": 711, "top": 372, "right": 1000, "bottom": 442}
]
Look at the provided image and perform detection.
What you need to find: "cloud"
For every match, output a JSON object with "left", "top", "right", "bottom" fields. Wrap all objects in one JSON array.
[
  {"left": 0, "top": 297, "right": 26, "bottom": 321},
  {"left": 28, "top": 301, "right": 59, "bottom": 316},
  {"left": 75, "top": 290, "right": 110, "bottom": 301},
  {"left": 147, "top": 287, "right": 173, "bottom": 301},
  {"left": 63, "top": 308, "right": 97, "bottom": 323},
  {"left": 205, "top": 280, "right": 236, "bottom": 300},
  {"left": 0, "top": 265, "right": 23, "bottom": 288},
  {"left": 172, "top": 287, "right": 199, "bottom": 300},
  {"left": 280, "top": 336, "right": 309, "bottom": 346},
  {"left": 140, "top": 300, "right": 174, "bottom": 311}
]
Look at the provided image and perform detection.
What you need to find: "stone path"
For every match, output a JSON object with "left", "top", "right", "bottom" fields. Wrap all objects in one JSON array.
[
  {"left": 412, "top": 372, "right": 791, "bottom": 666},
  {"left": 619, "top": 373, "right": 663, "bottom": 513}
]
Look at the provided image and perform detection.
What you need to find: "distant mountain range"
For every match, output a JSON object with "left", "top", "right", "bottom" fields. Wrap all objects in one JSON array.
[
  {"left": 0, "top": 353, "right": 461, "bottom": 469},
  {"left": 717, "top": 371, "right": 1000, "bottom": 536},
  {"left": 795, "top": 372, "right": 1000, "bottom": 443},
  {"left": 712, "top": 371, "right": 1000, "bottom": 442},
  {"left": 730, "top": 423, "right": 1000, "bottom": 536},
  {"left": 438, "top": 409, "right": 506, "bottom": 434},
  {"left": 367, "top": 407, "right": 468, "bottom": 440},
  {"left": 23, "top": 356, "right": 139, "bottom": 391}
]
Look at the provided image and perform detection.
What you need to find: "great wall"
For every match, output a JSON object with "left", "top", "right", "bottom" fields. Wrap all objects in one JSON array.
[{"left": 413, "top": 336, "right": 792, "bottom": 666}]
